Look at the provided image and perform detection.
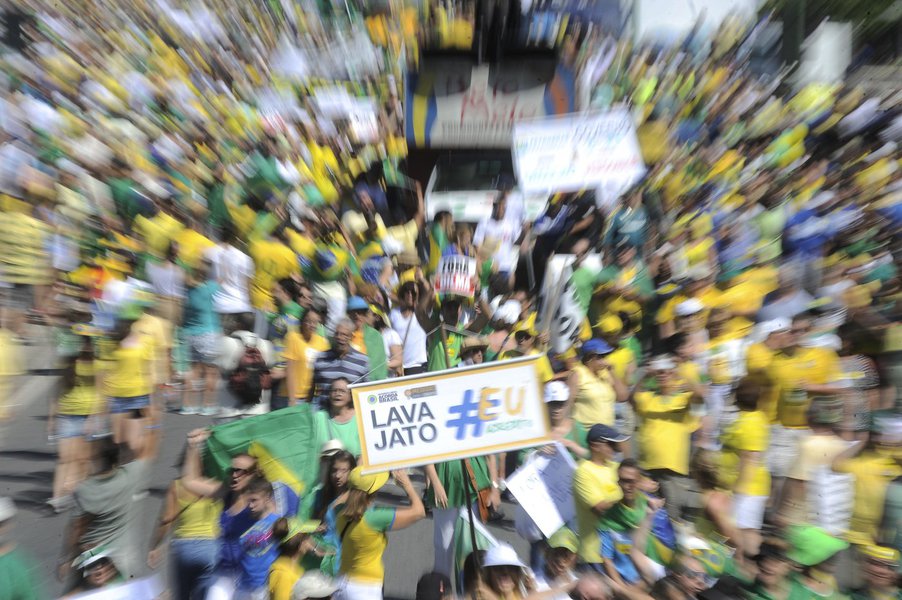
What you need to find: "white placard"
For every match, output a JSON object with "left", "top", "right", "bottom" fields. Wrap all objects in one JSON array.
[
  {"left": 513, "top": 109, "right": 646, "bottom": 194},
  {"left": 351, "top": 356, "right": 551, "bottom": 473},
  {"left": 504, "top": 442, "right": 577, "bottom": 538},
  {"left": 349, "top": 98, "right": 379, "bottom": 143},
  {"left": 434, "top": 255, "right": 478, "bottom": 298}
]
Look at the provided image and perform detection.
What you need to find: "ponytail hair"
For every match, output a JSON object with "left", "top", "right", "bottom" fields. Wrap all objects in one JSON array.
[{"left": 341, "top": 488, "right": 371, "bottom": 522}]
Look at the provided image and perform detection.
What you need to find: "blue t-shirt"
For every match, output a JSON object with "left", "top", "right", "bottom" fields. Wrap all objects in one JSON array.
[
  {"left": 238, "top": 512, "right": 280, "bottom": 591},
  {"left": 218, "top": 506, "right": 257, "bottom": 573},
  {"left": 183, "top": 281, "right": 221, "bottom": 335},
  {"left": 601, "top": 529, "right": 641, "bottom": 585}
]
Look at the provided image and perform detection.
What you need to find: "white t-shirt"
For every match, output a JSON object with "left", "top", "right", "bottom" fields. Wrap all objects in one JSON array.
[
  {"left": 206, "top": 244, "right": 254, "bottom": 314},
  {"left": 474, "top": 216, "right": 522, "bottom": 272},
  {"left": 146, "top": 262, "right": 185, "bottom": 299},
  {"left": 389, "top": 308, "right": 427, "bottom": 368},
  {"left": 381, "top": 327, "right": 403, "bottom": 376}
]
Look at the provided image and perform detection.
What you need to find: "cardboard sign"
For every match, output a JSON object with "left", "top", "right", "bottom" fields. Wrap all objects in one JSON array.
[
  {"left": 504, "top": 442, "right": 577, "bottom": 538},
  {"left": 434, "top": 255, "right": 478, "bottom": 298},
  {"left": 513, "top": 109, "right": 646, "bottom": 194},
  {"left": 351, "top": 356, "right": 551, "bottom": 473}
]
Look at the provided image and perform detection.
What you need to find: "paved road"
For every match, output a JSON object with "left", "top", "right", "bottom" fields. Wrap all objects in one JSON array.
[{"left": 0, "top": 332, "right": 529, "bottom": 599}]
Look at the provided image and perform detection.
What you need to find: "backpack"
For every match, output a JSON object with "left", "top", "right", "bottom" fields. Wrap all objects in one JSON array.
[{"left": 228, "top": 335, "right": 272, "bottom": 406}]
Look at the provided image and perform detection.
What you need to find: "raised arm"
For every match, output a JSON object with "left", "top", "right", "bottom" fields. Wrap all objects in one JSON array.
[
  {"left": 389, "top": 470, "right": 426, "bottom": 530},
  {"left": 180, "top": 429, "right": 222, "bottom": 498}
]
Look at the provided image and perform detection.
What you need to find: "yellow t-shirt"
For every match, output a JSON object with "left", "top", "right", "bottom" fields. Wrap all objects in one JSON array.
[
  {"left": 175, "top": 229, "right": 215, "bottom": 270},
  {"left": 249, "top": 240, "right": 299, "bottom": 310},
  {"left": 384, "top": 219, "right": 419, "bottom": 255},
  {"left": 571, "top": 364, "right": 617, "bottom": 427},
  {"left": 835, "top": 452, "right": 902, "bottom": 545},
  {"left": 769, "top": 347, "right": 841, "bottom": 428},
  {"left": 268, "top": 556, "right": 304, "bottom": 600},
  {"left": 58, "top": 359, "right": 100, "bottom": 416},
  {"left": 499, "top": 349, "right": 554, "bottom": 384},
  {"left": 134, "top": 211, "right": 184, "bottom": 258},
  {"left": 281, "top": 331, "right": 329, "bottom": 399},
  {"left": 635, "top": 391, "right": 700, "bottom": 475},
  {"left": 719, "top": 410, "right": 770, "bottom": 497},
  {"left": 100, "top": 337, "right": 155, "bottom": 398},
  {"left": 173, "top": 480, "right": 221, "bottom": 540},
  {"left": 337, "top": 506, "right": 396, "bottom": 583},
  {"left": 573, "top": 460, "right": 622, "bottom": 563},
  {"left": 132, "top": 313, "right": 172, "bottom": 386},
  {"left": 607, "top": 347, "right": 635, "bottom": 383}
]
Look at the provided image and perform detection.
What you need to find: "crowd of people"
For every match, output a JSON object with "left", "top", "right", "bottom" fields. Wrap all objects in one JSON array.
[{"left": 0, "top": 1, "right": 901, "bottom": 600}]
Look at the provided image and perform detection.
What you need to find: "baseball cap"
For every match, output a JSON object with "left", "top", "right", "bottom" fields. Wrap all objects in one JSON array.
[
  {"left": 581, "top": 338, "right": 614, "bottom": 357},
  {"left": 348, "top": 467, "right": 389, "bottom": 494},
  {"left": 544, "top": 381, "right": 570, "bottom": 403},
  {"left": 587, "top": 423, "right": 630, "bottom": 444},
  {"left": 415, "top": 572, "right": 453, "bottom": 600},
  {"left": 675, "top": 298, "right": 705, "bottom": 317},
  {"left": 483, "top": 543, "right": 527, "bottom": 569},
  {"left": 547, "top": 527, "right": 579, "bottom": 553},
  {"left": 346, "top": 296, "right": 369, "bottom": 312},
  {"left": 647, "top": 355, "right": 677, "bottom": 371},
  {"left": 72, "top": 545, "right": 115, "bottom": 571},
  {"left": 860, "top": 544, "right": 901, "bottom": 566},
  {"left": 320, "top": 439, "right": 345, "bottom": 457},
  {"left": 786, "top": 525, "right": 848, "bottom": 566}
]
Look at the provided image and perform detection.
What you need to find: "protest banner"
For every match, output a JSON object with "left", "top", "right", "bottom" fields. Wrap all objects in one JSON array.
[
  {"left": 512, "top": 108, "right": 646, "bottom": 194},
  {"left": 542, "top": 262, "right": 586, "bottom": 355},
  {"left": 434, "top": 255, "right": 478, "bottom": 299},
  {"left": 504, "top": 442, "right": 577, "bottom": 538},
  {"left": 351, "top": 356, "right": 551, "bottom": 474}
]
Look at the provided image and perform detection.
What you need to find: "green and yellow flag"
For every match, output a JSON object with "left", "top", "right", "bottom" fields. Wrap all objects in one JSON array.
[{"left": 203, "top": 405, "right": 320, "bottom": 497}]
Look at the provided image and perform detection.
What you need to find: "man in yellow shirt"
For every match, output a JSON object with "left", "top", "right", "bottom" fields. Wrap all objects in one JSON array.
[
  {"left": 633, "top": 356, "right": 704, "bottom": 518},
  {"left": 767, "top": 313, "right": 841, "bottom": 481},
  {"left": 573, "top": 424, "right": 629, "bottom": 570}
]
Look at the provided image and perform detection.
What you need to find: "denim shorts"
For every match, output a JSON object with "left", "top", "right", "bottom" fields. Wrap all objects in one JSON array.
[
  {"left": 109, "top": 395, "right": 151, "bottom": 414},
  {"left": 188, "top": 333, "right": 220, "bottom": 365},
  {"left": 56, "top": 414, "right": 89, "bottom": 439}
]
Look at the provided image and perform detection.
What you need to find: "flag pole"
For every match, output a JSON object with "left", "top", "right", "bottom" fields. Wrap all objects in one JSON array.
[{"left": 436, "top": 301, "right": 482, "bottom": 596}]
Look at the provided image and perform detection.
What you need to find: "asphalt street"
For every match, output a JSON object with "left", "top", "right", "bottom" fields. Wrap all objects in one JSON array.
[{"left": 0, "top": 330, "right": 528, "bottom": 599}]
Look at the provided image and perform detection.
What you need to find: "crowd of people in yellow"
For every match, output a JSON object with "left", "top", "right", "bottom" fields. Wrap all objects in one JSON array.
[{"left": 0, "top": 1, "right": 900, "bottom": 600}]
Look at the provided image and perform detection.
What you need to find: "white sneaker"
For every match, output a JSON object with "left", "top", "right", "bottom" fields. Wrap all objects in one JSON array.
[
  {"left": 179, "top": 406, "right": 200, "bottom": 415},
  {"left": 242, "top": 404, "right": 267, "bottom": 416},
  {"left": 199, "top": 406, "right": 219, "bottom": 416},
  {"left": 218, "top": 408, "right": 242, "bottom": 418}
]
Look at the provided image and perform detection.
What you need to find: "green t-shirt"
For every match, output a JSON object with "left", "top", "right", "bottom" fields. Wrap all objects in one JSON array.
[
  {"left": 315, "top": 410, "right": 362, "bottom": 460},
  {"left": 427, "top": 457, "right": 492, "bottom": 508},
  {"left": 427, "top": 322, "right": 464, "bottom": 372},
  {"left": 0, "top": 549, "right": 42, "bottom": 600},
  {"left": 108, "top": 177, "right": 137, "bottom": 222},
  {"left": 596, "top": 263, "right": 653, "bottom": 298},
  {"left": 206, "top": 183, "right": 228, "bottom": 227},
  {"left": 571, "top": 265, "right": 600, "bottom": 314}
]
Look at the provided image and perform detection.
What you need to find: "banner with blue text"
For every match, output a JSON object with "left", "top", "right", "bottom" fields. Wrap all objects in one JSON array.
[{"left": 351, "top": 356, "right": 551, "bottom": 474}]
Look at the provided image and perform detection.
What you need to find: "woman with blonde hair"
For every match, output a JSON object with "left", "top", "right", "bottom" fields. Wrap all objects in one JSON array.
[{"left": 332, "top": 467, "right": 425, "bottom": 600}]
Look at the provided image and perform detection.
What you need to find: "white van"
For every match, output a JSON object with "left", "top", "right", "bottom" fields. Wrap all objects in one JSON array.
[{"left": 424, "top": 151, "right": 548, "bottom": 223}]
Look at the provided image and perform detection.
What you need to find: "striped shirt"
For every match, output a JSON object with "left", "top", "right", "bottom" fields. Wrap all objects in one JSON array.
[{"left": 309, "top": 348, "right": 369, "bottom": 407}]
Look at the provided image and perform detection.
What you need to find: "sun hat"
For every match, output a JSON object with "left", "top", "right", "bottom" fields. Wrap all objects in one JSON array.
[
  {"left": 460, "top": 336, "right": 489, "bottom": 354},
  {"left": 786, "top": 525, "right": 849, "bottom": 566},
  {"left": 346, "top": 296, "right": 369, "bottom": 312},
  {"left": 581, "top": 338, "right": 614, "bottom": 357},
  {"left": 544, "top": 380, "right": 570, "bottom": 403},
  {"left": 587, "top": 423, "right": 630, "bottom": 444},
  {"left": 547, "top": 527, "right": 579, "bottom": 553},
  {"left": 675, "top": 298, "right": 705, "bottom": 317},
  {"left": 0, "top": 497, "right": 16, "bottom": 522},
  {"left": 291, "top": 571, "right": 338, "bottom": 599},
  {"left": 348, "top": 467, "right": 389, "bottom": 494},
  {"left": 320, "top": 439, "right": 345, "bottom": 457},
  {"left": 483, "top": 543, "right": 527, "bottom": 569}
]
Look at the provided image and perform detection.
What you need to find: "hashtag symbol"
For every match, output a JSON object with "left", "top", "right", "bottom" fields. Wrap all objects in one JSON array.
[{"left": 446, "top": 389, "right": 486, "bottom": 440}]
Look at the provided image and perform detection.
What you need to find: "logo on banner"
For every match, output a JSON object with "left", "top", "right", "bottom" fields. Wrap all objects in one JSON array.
[{"left": 446, "top": 385, "right": 532, "bottom": 440}]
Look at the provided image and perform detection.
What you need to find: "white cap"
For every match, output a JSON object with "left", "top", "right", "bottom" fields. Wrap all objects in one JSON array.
[
  {"left": 320, "top": 440, "right": 345, "bottom": 457},
  {"left": 381, "top": 236, "right": 403, "bottom": 257},
  {"left": 544, "top": 381, "right": 570, "bottom": 403},
  {"left": 291, "top": 572, "right": 338, "bottom": 599},
  {"left": 801, "top": 332, "right": 842, "bottom": 351},
  {"left": 493, "top": 300, "right": 522, "bottom": 326},
  {"left": 675, "top": 298, "right": 705, "bottom": 317},
  {"left": 648, "top": 356, "right": 677, "bottom": 371},
  {"left": 0, "top": 497, "right": 15, "bottom": 522},
  {"left": 483, "top": 543, "right": 527, "bottom": 569},
  {"left": 754, "top": 317, "right": 791, "bottom": 342}
]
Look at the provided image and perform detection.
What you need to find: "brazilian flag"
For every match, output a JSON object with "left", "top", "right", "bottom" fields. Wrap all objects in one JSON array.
[{"left": 202, "top": 405, "right": 320, "bottom": 498}]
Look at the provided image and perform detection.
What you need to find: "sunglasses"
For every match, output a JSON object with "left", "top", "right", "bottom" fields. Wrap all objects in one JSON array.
[
  {"left": 230, "top": 467, "right": 252, "bottom": 477},
  {"left": 681, "top": 569, "right": 707, "bottom": 580}
]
